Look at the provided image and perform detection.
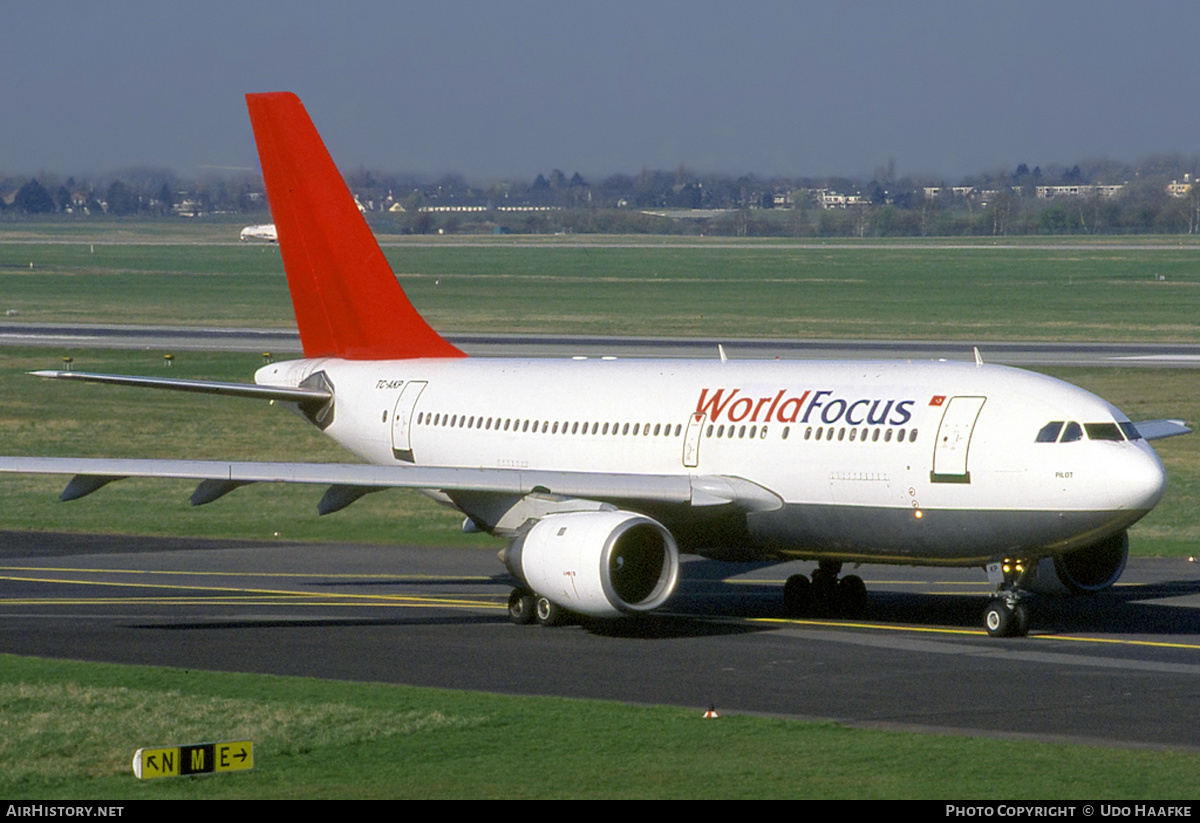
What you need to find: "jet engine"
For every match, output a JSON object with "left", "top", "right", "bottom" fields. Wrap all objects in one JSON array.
[
  {"left": 501, "top": 510, "right": 680, "bottom": 618},
  {"left": 1028, "top": 530, "right": 1129, "bottom": 595}
]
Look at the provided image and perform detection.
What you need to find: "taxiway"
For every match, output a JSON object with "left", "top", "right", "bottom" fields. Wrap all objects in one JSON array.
[
  {"left": 3, "top": 531, "right": 1200, "bottom": 750},
  {"left": 4, "top": 321, "right": 1200, "bottom": 366}
]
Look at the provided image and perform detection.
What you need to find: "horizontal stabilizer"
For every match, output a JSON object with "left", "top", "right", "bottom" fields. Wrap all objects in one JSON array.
[{"left": 31, "top": 370, "right": 331, "bottom": 404}]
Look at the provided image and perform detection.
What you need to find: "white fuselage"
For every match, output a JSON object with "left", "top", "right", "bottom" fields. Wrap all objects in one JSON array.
[{"left": 256, "top": 355, "right": 1167, "bottom": 566}]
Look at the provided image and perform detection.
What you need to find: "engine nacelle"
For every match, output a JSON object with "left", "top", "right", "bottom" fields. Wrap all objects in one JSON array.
[
  {"left": 502, "top": 511, "right": 680, "bottom": 618},
  {"left": 1028, "top": 530, "right": 1129, "bottom": 596}
]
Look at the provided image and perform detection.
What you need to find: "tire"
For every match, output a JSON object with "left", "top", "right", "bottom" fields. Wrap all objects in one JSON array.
[
  {"left": 984, "top": 599, "right": 1013, "bottom": 637},
  {"left": 783, "top": 574, "right": 811, "bottom": 617},
  {"left": 1011, "top": 602, "right": 1030, "bottom": 637},
  {"left": 836, "top": 575, "right": 868, "bottom": 618},
  {"left": 535, "top": 595, "right": 565, "bottom": 627},
  {"left": 507, "top": 589, "right": 536, "bottom": 625}
]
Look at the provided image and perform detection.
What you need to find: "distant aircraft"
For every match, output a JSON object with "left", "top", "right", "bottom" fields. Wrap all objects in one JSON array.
[
  {"left": 239, "top": 224, "right": 277, "bottom": 242},
  {"left": 0, "top": 93, "right": 1189, "bottom": 636}
]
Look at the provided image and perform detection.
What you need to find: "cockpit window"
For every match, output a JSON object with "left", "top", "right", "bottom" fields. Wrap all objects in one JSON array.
[
  {"left": 1084, "top": 422, "right": 1124, "bottom": 442},
  {"left": 1036, "top": 422, "right": 1064, "bottom": 442},
  {"left": 1037, "top": 419, "right": 1132, "bottom": 443},
  {"left": 1119, "top": 421, "right": 1142, "bottom": 441}
]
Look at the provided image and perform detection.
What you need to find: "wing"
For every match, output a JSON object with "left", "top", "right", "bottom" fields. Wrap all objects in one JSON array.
[
  {"left": 0, "top": 455, "right": 781, "bottom": 526},
  {"left": 1132, "top": 419, "right": 1192, "bottom": 440}
]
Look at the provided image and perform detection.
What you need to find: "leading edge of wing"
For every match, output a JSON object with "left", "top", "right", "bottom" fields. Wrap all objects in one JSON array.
[
  {"left": 0, "top": 457, "right": 782, "bottom": 512},
  {"left": 1132, "top": 418, "right": 1192, "bottom": 441},
  {"left": 30, "top": 370, "right": 330, "bottom": 404}
]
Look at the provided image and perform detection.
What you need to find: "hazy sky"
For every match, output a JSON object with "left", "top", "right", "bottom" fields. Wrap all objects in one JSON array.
[{"left": 6, "top": 1, "right": 1200, "bottom": 182}]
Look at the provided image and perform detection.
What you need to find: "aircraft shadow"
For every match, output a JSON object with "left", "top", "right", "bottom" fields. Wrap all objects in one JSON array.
[
  {"left": 835, "top": 581, "right": 1200, "bottom": 637},
  {"left": 668, "top": 559, "right": 1200, "bottom": 638}
]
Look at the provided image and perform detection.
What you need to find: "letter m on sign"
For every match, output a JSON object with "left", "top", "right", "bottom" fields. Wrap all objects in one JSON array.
[{"left": 180, "top": 743, "right": 216, "bottom": 775}]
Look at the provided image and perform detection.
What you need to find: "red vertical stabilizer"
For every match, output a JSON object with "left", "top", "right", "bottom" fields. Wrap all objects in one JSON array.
[{"left": 246, "top": 92, "right": 465, "bottom": 360}]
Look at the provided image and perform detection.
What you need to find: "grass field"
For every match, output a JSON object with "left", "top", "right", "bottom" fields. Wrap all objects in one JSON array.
[
  {"left": 3, "top": 655, "right": 1199, "bottom": 800},
  {"left": 4, "top": 228, "right": 1200, "bottom": 341}
]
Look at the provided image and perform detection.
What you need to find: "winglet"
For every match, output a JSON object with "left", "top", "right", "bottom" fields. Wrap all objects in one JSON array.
[{"left": 245, "top": 92, "right": 464, "bottom": 360}]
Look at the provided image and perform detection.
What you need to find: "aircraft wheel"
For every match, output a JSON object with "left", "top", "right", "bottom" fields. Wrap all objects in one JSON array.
[
  {"left": 1011, "top": 602, "right": 1030, "bottom": 637},
  {"left": 783, "top": 574, "right": 811, "bottom": 617},
  {"left": 535, "top": 595, "right": 566, "bottom": 627},
  {"left": 983, "top": 599, "right": 1025, "bottom": 637},
  {"left": 507, "top": 588, "right": 536, "bottom": 625},
  {"left": 836, "top": 574, "right": 868, "bottom": 618}
]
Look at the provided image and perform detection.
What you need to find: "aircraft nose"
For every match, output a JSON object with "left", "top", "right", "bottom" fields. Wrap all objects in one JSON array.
[{"left": 1122, "top": 443, "right": 1167, "bottom": 512}]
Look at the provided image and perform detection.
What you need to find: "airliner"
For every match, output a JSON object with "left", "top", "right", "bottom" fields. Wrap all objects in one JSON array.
[
  {"left": 0, "top": 93, "right": 1188, "bottom": 637},
  {"left": 239, "top": 223, "right": 277, "bottom": 242}
]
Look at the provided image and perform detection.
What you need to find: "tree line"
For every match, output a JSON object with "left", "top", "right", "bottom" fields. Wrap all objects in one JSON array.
[{"left": 5, "top": 154, "right": 1200, "bottom": 237}]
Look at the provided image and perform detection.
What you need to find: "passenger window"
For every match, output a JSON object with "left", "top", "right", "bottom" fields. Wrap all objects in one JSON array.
[
  {"left": 1036, "top": 422, "right": 1064, "bottom": 443},
  {"left": 1061, "top": 422, "right": 1083, "bottom": 443}
]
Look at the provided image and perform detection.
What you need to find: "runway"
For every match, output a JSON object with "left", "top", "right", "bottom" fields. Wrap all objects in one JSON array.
[
  {"left": 4, "top": 321, "right": 1200, "bottom": 366},
  {"left": 4, "top": 531, "right": 1200, "bottom": 750}
]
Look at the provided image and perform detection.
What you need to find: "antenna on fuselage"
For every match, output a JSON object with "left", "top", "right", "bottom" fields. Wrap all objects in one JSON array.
[
  {"left": 973, "top": 346, "right": 983, "bottom": 367},
  {"left": 718, "top": 344, "right": 727, "bottom": 363}
]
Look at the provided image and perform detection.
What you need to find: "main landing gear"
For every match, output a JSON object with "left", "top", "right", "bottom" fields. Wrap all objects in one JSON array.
[
  {"left": 507, "top": 587, "right": 569, "bottom": 627},
  {"left": 983, "top": 558, "right": 1031, "bottom": 637},
  {"left": 783, "top": 561, "right": 868, "bottom": 619}
]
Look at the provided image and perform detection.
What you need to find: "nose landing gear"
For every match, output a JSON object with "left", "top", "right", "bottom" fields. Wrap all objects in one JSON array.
[{"left": 983, "top": 558, "right": 1031, "bottom": 637}]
